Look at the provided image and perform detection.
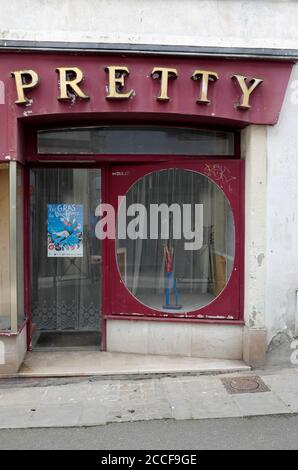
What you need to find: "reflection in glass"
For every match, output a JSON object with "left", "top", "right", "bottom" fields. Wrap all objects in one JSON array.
[
  {"left": 38, "top": 126, "right": 234, "bottom": 156},
  {"left": 116, "top": 169, "right": 235, "bottom": 313}
]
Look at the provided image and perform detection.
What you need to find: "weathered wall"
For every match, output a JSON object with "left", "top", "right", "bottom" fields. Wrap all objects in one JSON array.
[
  {"left": 0, "top": 0, "right": 298, "bottom": 49},
  {"left": 266, "top": 63, "right": 298, "bottom": 364},
  {"left": 240, "top": 125, "right": 267, "bottom": 367}
]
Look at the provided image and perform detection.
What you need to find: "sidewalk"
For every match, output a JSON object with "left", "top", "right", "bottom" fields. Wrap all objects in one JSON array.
[{"left": 0, "top": 365, "right": 297, "bottom": 429}]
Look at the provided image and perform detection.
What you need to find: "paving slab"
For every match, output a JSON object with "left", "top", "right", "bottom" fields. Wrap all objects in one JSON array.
[
  {"left": 0, "top": 406, "right": 33, "bottom": 429},
  {"left": 78, "top": 405, "right": 108, "bottom": 426},
  {"left": 261, "top": 374, "right": 298, "bottom": 412},
  {"left": 0, "top": 367, "right": 297, "bottom": 429},
  {"left": 231, "top": 391, "right": 290, "bottom": 416},
  {"left": 162, "top": 378, "right": 193, "bottom": 420},
  {"left": 27, "top": 404, "right": 82, "bottom": 428},
  {"left": 0, "top": 387, "right": 47, "bottom": 407},
  {"left": 40, "top": 383, "right": 91, "bottom": 405}
]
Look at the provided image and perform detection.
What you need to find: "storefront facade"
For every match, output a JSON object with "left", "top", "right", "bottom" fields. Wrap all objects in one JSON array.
[{"left": 0, "top": 46, "right": 295, "bottom": 374}]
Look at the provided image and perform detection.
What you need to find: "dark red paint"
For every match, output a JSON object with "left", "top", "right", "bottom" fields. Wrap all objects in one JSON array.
[
  {"left": 0, "top": 52, "right": 293, "bottom": 162},
  {"left": 0, "top": 50, "right": 289, "bottom": 347},
  {"left": 108, "top": 159, "right": 244, "bottom": 321}
]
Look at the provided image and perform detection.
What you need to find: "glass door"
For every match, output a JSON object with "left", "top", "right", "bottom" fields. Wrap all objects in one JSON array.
[{"left": 30, "top": 167, "right": 102, "bottom": 350}]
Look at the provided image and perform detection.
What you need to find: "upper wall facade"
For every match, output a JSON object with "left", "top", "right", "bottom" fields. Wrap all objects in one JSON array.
[{"left": 0, "top": 0, "right": 298, "bottom": 49}]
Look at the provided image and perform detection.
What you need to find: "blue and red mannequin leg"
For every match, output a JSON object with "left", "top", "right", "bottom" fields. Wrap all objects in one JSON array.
[{"left": 165, "top": 271, "right": 171, "bottom": 307}]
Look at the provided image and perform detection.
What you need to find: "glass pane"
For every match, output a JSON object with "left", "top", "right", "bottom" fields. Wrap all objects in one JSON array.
[
  {"left": 116, "top": 169, "right": 235, "bottom": 313},
  {"left": 0, "top": 165, "right": 11, "bottom": 330},
  {"left": 38, "top": 126, "right": 234, "bottom": 156},
  {"left": 30, "top": 168, "right": 102, "bottom": 348},
  {"left": 17, "top": 164, "right": 25, "bottom": 327}
]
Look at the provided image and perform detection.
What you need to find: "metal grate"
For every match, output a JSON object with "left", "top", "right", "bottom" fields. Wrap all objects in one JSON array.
[{"left": 221, "top": 376, "right": 270, "bottom": 394}]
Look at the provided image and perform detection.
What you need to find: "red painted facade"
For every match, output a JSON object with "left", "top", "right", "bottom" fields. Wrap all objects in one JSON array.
[
  {"left": 108, "top": 160, "right": 244, "bottom": 321},
  {"left": 0, "top": 53, "right": 293, "bottom": 162},
  {"left": 0, "top": 51, "right": 294, "bottom": 350}
]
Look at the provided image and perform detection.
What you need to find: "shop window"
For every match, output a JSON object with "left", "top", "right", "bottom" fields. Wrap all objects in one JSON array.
[
  {"left": 0, "top": 163, "right": 25, "bottom": 332},
  {"left": 116, "top": 169, "right": 235, "bottom": 313},
  {"left": 38, "top": 126, "right": 235, "bottom": 156},
  {"left": 0, "top": 165, "right": 11, "bottom": 330}
]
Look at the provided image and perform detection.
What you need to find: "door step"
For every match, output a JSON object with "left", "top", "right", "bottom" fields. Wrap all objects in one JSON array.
[{"left": 1, "top": 351, "right": 250, "bottom": 379}]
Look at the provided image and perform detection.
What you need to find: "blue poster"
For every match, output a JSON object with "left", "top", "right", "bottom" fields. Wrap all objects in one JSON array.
[{"left": 47, "top": 204, "right": 83, "bottom": 257}]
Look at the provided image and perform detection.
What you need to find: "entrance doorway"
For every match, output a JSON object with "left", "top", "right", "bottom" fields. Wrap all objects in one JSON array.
[
  {"left": 29, "top": 167, "right": 102, "bottom": 350},
  {"left": 25, "top": 125, "right": 242, "bottom": 354}
]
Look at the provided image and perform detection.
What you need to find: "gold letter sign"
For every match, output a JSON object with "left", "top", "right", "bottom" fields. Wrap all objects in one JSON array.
[
  {"left": 191, "top": 70, "right": 219, "bottom": 104},
  {"left": 232, "top": 75, "right": 263, "bottom": 109},
  {"left": 151, "top": 67, "right": 178, "bottom": 101},
  {"left": 11, "top": 70, "right": 39, "bottom": 104},
  {"left": 56, "top": 67, "right": 89, "bottom": 101},
  {"left": 105, "top": 66, "right": 134, "bottom": 99}
]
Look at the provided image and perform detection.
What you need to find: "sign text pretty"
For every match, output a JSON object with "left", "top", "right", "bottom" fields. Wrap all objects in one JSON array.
[{"left": 11, "top": 66, "right": 263, "bottom": 110}]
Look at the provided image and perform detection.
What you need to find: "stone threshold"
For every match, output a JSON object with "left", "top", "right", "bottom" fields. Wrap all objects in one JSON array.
[{"left": 0, "top": 351, "right": 250, "bottom": 379}]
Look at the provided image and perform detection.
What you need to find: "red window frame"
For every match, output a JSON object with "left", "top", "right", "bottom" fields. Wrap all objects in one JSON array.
[{"left": 106, "top": 159, "right": 244, "bottom": 323}]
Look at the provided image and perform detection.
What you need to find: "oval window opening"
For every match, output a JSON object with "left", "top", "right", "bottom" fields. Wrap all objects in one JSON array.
[{"left": 116, "top": 169, "right": 235, "bottom": 313}]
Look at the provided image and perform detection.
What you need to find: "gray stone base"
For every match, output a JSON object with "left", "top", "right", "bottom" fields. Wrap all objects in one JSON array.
[
  {"left": 0, "top": 324, "right": 270, "bottom": 373},
  {"left": 243, "top": 326, "right": 267, "bottom": 367},
  {"left": 107, "top": 320, "right": 244, "bottom": 360}
]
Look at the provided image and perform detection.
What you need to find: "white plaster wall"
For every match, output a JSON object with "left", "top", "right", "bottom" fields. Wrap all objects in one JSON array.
[
  {"left": 242, "top": 126, "right": 267, "bottom": 331},
  {"left": 0, "top": 0, "right": 298, "bottom": 49},
  {"left": 266, "top": 64, "right": 298, "bottom": 344}
]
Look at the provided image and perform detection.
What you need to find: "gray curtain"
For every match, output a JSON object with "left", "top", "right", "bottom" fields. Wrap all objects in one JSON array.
[{"left": 117, "top": 169, "right": 235, "bottom": 312}]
